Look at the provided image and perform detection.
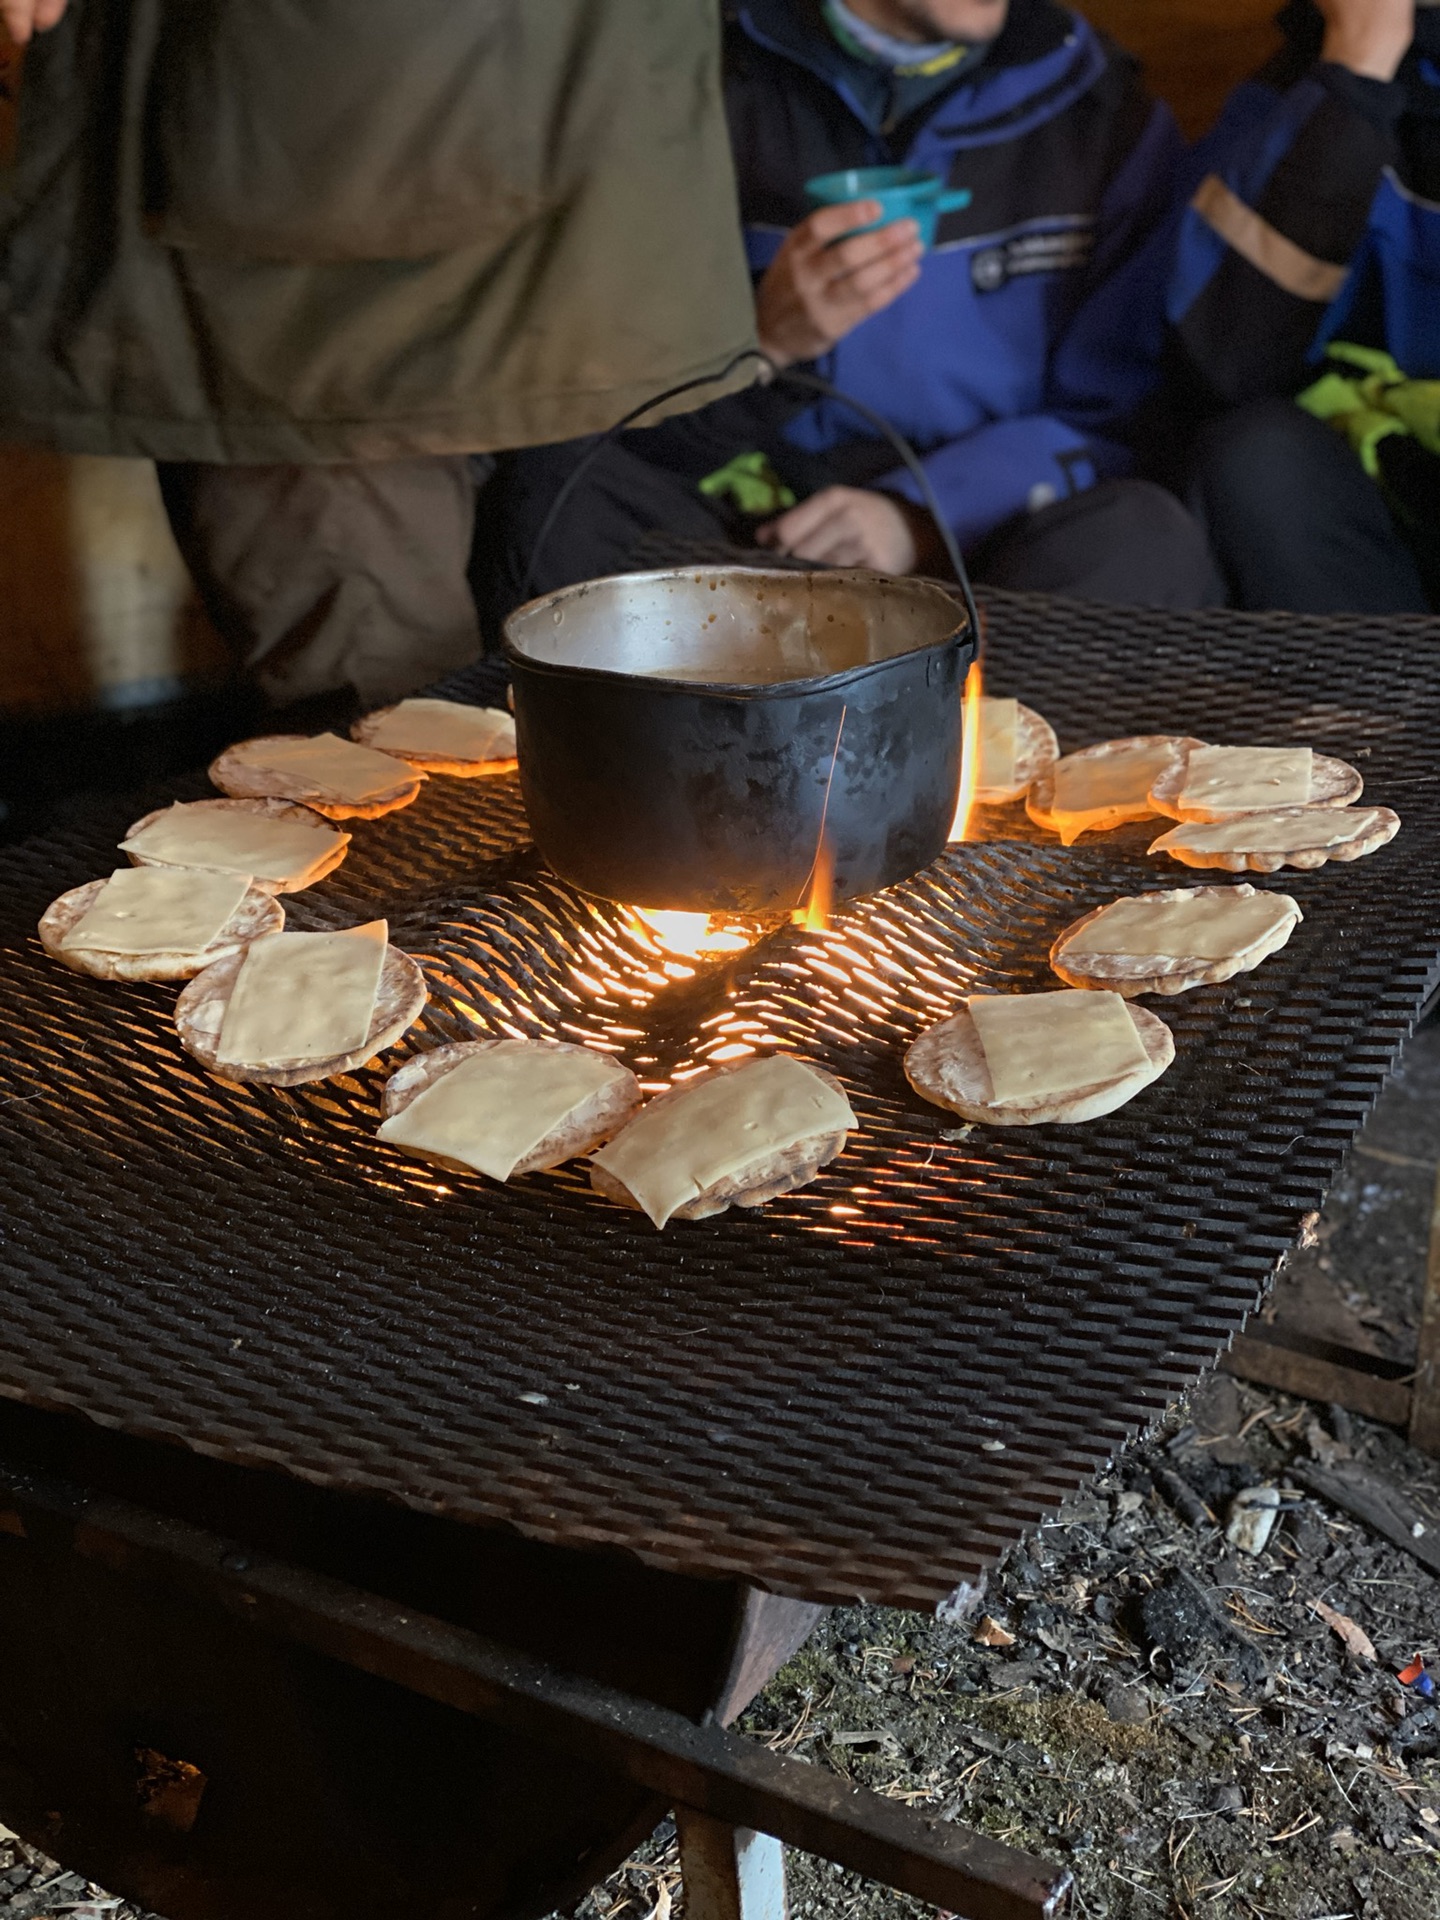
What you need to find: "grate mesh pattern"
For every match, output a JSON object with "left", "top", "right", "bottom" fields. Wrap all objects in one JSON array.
[{"left": 2, "top": 586, "right": 1439, "bottom": 1610}]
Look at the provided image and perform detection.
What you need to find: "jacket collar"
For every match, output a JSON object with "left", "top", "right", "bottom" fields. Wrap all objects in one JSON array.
[{"left": 732, "top": 0, "right": 1077, "bottom": 132}]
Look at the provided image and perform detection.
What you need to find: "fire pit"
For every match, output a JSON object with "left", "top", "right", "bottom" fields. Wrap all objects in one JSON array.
[{"left": 0, "top": 581, "right": 1437, "bottom": 1919}]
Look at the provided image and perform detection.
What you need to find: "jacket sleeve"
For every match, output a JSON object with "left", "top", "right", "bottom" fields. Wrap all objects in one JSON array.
[
  {"left": 1168, "top": 67, "right": 1403, "bottom": 407},
  {"left": 876, "top": 92, "right": 1186, "bottom": 550}
]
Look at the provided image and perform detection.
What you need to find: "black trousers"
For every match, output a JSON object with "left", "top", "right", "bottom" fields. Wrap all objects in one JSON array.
[
  {"left": 477, "top": 435, "right": 1222, "bottom": 638},
  {"left": 1187, "top": 398, "right": 1435, "bottom": 615}
]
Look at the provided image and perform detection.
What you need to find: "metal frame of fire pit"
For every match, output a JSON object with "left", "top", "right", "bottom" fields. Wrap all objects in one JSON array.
[{"left": 2, "top": 584, "right": 1439, "bottom": 1917}]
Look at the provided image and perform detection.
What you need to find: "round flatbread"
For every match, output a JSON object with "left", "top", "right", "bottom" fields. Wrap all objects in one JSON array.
[
  {"left": 121, "top": 797, "right": 350, "bottom": 895},
  {"left": 174, "top": 945, "right": 427, "bottom": 1085},
  {"left": 351, "top": 700, "right": 517, "bottom": 777},
  {"left": 208, "top": 735, "right": 423, "bottom": 820},
  {"left": 39, "top": 878, "right": 283, "bottom": 982},
  {"left": 977, "top": 701, "right": 1060, "bottom": 805},
  {"left": 1050, "top": 883, "right": 1302, "bottom": 997},
  {"left": 1150, "top": 805, "right": 1400, "bottom": 874},
  {"left": 1027, "top": 735, "right": 1203, "bottom": 843},
  {"left": 906, "top": 999, "right": 1174, "bottom": 1126},
  {"left": 589, "top": 1060, "right": 853, "bottom": 1223},
  {"left": 1148, "top": 746, "right": 1362, "bottom": 823},
  {"left": 381, "top": 1038, "right": 641, "bottom": 1175}
]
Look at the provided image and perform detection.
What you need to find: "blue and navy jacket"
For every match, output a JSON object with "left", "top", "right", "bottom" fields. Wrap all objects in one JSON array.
[
  {"left": 1169, "top": 0, "right": 1440, "bottom": 402},
  {"left": 723, "top": 0, "right": 1185, "bottom": 550}
]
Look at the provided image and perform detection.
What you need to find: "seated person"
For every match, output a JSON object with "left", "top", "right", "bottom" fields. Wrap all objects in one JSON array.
[
  {"left": 484, "top": 0, "right": 1221, "bottom": 616},
  {"left": 1173, "top": 0, "right": 1440, "bottom": 613}
]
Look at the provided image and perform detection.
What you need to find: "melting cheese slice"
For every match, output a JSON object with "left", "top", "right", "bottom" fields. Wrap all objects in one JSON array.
[
  {"left": 1177, "top": 745, "right": 1312, "bottom": 813},
  {"left": 969, "top": 990, "right": 1148, "bottom": 1107},
  {"left": 378, "top": 1042, "right": 623, "bottom": 1181},
  {"left": 62, "top": 867, "right": 249, "bottom": 955},
  {"left": 365, "top": 699, "right": 516, "bottom": 763},
  {"left": 1066, "top": 890, "right": 1295, "bottom": 961},
  {"left": 217, "top": 921, "right": 387, "bottom": 1065},
  {"left": 592, "top": 1055, "right": 856, "bottom": 1229},
  {"left": 1155, "top": 808, "right": 1382, "bottom": 856},
  {"left": 121, "top": 803, "right": 344, "bottom": 884},
  {"left": 228, "top": 734, "right": 412, "bottom": 802},
  {"left": 977, "top": 698, "right": 1018, "bottom": 790},
  {"left": 1050, "top": 741, "right": 1178, "bottom": 840}
]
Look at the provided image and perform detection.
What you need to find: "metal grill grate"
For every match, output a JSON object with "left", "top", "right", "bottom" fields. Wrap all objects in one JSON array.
[{"left": 2, "top": 587, "right": 1438, "bottom": 1611}]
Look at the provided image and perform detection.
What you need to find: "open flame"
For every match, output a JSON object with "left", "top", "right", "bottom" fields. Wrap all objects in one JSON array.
[
  {"left": 949, "top": 657, "right": 984, "bottom": 844},
  {"left": 792, "top": 834, "right": 835, "bottom": 933},
  {"left": 630, "top": 908, "right": 750, "bottom": 958}
]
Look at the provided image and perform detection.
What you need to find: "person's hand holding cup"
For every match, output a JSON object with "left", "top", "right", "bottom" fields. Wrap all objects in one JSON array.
[
  {"left": 755, "top": 199, "right": 924, "bottom": 368},
  {"left": 1319, "top": 0, "right": 1415, "bottom": 80}
]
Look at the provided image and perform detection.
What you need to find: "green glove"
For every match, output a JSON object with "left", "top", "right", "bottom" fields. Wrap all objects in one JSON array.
[{"left": 698, "top": 451, "right": 797, "bottom": 515}]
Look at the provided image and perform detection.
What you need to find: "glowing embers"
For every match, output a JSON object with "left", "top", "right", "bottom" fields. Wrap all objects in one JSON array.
[{"left": 949, "top": 658, "right": 984, "bottom": 845}]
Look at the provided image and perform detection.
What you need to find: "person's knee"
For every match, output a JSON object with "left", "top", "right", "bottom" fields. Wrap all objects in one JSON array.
[
  {"left": 977, "top": 478, "right": 1219, "bottom": 606},
  {"left": 1188, "top": 399, "right": 1343, "bottom": 530}
]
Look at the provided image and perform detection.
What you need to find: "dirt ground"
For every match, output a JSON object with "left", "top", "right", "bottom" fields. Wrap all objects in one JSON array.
[{"left": 1, "top": 1031, "right": 1437, "bottom": 1920}]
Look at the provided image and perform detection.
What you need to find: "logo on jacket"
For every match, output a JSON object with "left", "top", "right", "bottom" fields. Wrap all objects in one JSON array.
[{"left": 970, "top": 222, "right": 1095, "bottom": 294}]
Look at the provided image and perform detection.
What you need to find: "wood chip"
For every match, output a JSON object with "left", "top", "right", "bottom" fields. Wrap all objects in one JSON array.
[
  {"left": 1309, "top": 1598, "right": 1377, "bottom": 1662},
  {"left": 972, "top": 1614, "right": 1017, "bottom": 1647}
]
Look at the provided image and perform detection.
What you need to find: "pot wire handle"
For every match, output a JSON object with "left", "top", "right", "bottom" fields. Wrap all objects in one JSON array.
[{"left": 519, "top": 348, "right": 980, "bottom": 654}]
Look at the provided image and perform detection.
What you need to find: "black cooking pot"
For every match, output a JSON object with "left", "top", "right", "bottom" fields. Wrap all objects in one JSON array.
[{"left": 503, "top": 567, "right": 972, "bottom": 914}]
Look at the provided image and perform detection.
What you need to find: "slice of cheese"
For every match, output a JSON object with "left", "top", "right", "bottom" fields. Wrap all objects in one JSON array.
[
  {"left": 365, "top": 699, "right": 516, "bottom": 763},
  {"left": 977, "top": 698, "right": 1018, "bottom": 790},
  {"left": 121, "top": 804, "right": 342, "bottom": 884},
  {"left": 1177, "top": 745, "right": 1312, "bottom": 813},
  {"left": 1051, "top": 741, "right": 1177, "bottom": 837},
  {"left": 592, "top": 1056, "right": 856, "bottom": 1229},
  {"left": 1157, "top": 808, "right": 1380, "bottom": 856},
  {"left": 1066, "top": 890, "right": 1292, "bottom": 961},
  {"left": 217, "top": 921, "right": 387, "bottom": 1065},
  {"left": 969, "top": 990, "right": 1149, "bottom": 1107},
  {"left": 62, "top": 867, "right": 250, "bottom": 955},
  {"left": 378, "top": 1042, "right": 622, "bottom": 1181},
  {"left": 229, "top": 734, "right": 410, "bottom": 802}
]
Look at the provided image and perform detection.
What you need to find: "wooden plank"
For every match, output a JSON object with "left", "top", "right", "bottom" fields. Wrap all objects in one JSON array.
[
  {"left": 1293, "top": 1462, "right": 1440, "bottom": 1578},
  {"left": 677, "top": 1809, "right": 788, "bottom": 1920},
  {"left": 1411, "top": 1166, "right": 1440, "bottom": 1456},
  {"left": 1221, "top": 1334, "right": 1412, "bottom": 1429}
]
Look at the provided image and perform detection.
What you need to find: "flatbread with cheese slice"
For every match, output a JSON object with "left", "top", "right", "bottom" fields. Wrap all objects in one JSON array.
[
  {"left": 121, "top": 798, "right": 350, "bottom": 894},
  {"left": 1051, "top": 883, "right": 1301, "bottom": 997},
  {"left": 1150, "top": 805, "right": 1400, "bottom": 874},
  {"left": 590, "top": 1054, "right": 856, "bottom": 1228},
  {"left": 174, "top": 920, "right": 426, "bottom": 1085},
  {"left": 1148, "top": 743, "right": 1362, "bottom": 823},
  {"left": 1027, "top": 735, "right": 1202, "bottom": 844},
  {"left": 352, "top": 699, "right": 517, "bottom": 776},
  {"left": 208, "top": 733, "right": 424, "bottom": 819},
  {"left": 39, "top": 868, "right": 283, "bottom": 982},
  {"left": 906, "top": 990, "right": 1174, "bottom": 1126},
  {"left": 974, "top": 698, "right": 1060, "bottom": 805},
  {"left": 379, "top": 1038, "right": 641, "bottom": 1180}
]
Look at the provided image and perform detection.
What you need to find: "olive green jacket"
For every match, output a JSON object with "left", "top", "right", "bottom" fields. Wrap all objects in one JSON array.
[{"left": 0, "top": 0, "right": 757, "bottom": 462}]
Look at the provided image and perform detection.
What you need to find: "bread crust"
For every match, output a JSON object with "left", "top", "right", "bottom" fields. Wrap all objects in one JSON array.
[
  {"left": 122, "top": 797, "right": 350, "bottom": 894},
  {"left": 381, "top": 1038, "right": 641, "bottom": 1176},
  {"left": 589, "top": 1059, "right": 854, "bottom": 1223},
  {"left": 905, "top": 999, "right": 1174, "bottom": 1126},
  {"left": 174, "top": 944, "right": 427, "bottom": 1085},
  {"left": 208, "top": 736, "right": 423, "bottom": 820},
  {"left": 1050, "top": 883, "right": 1302, "bottom": 997},
  {"left": 1149, "top": 806, "right": 1400, "bottom": 874},
  {"left": 351, "top": 703, "right": 517, "bottom": 777},
  {"left": 1026, "top": 736, "right": 1203, "bottom": 842},
  {"left": 1148, "top": 748, "right": 1363, "bottom": 823},
  {"left": 976, "top": 701, "right": 1059, "bottom": 805},
  {"left": 39, "top": 879, "right": 283, "bottom": 982}
]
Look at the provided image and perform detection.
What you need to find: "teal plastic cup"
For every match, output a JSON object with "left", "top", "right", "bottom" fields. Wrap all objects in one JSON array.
[{"left": 803, "top": 166, "right": 972, "bottom": 251}]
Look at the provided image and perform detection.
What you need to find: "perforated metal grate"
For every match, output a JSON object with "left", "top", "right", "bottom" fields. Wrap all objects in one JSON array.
[{"left": 1, "top": 587, "right": 1438, "bottom": 1611}]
